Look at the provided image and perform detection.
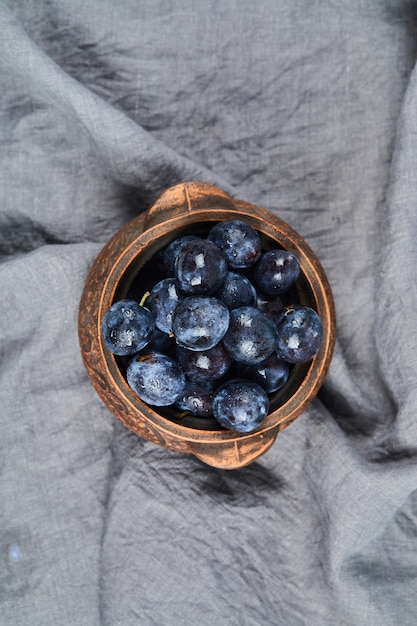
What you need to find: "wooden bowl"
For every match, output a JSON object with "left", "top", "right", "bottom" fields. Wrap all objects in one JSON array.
[{"left": 78, "top": 181, "right": 336, "bottom": 469}]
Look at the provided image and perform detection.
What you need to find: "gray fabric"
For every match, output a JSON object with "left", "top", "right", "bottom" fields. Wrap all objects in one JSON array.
[{"left": 1, "top": 1, "right": 417, "bottom": 624}]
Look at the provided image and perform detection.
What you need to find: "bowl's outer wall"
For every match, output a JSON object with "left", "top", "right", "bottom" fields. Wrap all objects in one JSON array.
[{"left": 78, "top": 181, "right": 336, "bottom": 469}]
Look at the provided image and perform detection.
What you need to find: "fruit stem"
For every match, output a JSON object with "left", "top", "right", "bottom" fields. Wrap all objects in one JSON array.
[
  {"left": 175, "top": 411, "right": 191, "bottom": 420},
  {"left": 139, "top": 291, "right": 150, "bottom": 307}
]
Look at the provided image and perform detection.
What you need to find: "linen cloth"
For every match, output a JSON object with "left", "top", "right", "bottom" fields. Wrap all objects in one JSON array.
[{"left": 1, "top": 1, "right": 417, "bottom": 624}]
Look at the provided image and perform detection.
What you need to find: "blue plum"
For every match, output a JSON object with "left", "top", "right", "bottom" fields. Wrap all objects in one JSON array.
[
  {"left": 126, "top": 350, "right": 186, "bottom": 406},
  {"left": 176, "top": 342, "right": 232, "bottom": 381},
  {"left": 171, "top": 296, "right": 230, "bottom": 351},
  {"left": 101, "top": 299, "right": 155, "bottom": 356},
  {"left": 223, "top": 306, "right": 277, "bottom": 364},
  {"left": 207, "top": 219, "right": 262, "bottom": 269},
  {"left": 213, "top": 271, "right": 257, "bottom": 310},
  {"left": 175, "top": 239, "right": 228, "bottom": 295},
  {"left": 275, "top": 305, "right": 323, "bottom": 363},
  {"left": 162, "top": 234, "right": 201, "bottom": 276},
  {"left": 253, "top": 249, "right": 300, "bottom": 296},
  {"left": 175, "top": 380, "right": 214, "bottom": 418},
  {"left": 236, "top": 352, "right": 290, "bottom": 393},
  {"left": 146, "top": 278, "right": 182, "bottom": 334},
  {"left": 212, "top": 379, "right": 269, "bottom": 432},
  {"left": 148, "top": 327, "right": 173, "bottom": 353}
]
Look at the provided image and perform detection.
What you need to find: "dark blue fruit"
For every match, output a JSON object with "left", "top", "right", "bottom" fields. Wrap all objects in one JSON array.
[
  {"left": 148, "top": 327, "right": 173, "bottom": 353},
  {"left": 256, "top": 287, "right": 300, "bottom": 321},
  {"left": 146, "top": 278, "right": 182, "bottom": 334},
  {"left": 256, "top": 293, "right": 285, "bottom": 319},
  {"left": 101, "top": 299, "right": 155, "bottom": 356},
  {"left": 253, "top": 249, "right": 300, "bottom": 296},
  {"left": 162, "top": 235, "right": 201, "bottom": 276},
  {"left": 236, "top": 353, "right": 290, "bottom": 393},
  {"left": 207, "top": 219, "right": 262, "bottom": 269},
  {"left": 223, "top": 306, "right": 277, "bottom": 364},
  {"left": 175, "top": 239, "right": 228, "bottom": 295},
  {"left": 126, "top": 350, "right": 186, "bottom": 406},
  {"left": 175, "top": 380, "right": 214, "bottom": 418},
  {"left": 213, "top": 271, "right": 257, "bottom": 310},
  {"left": 212, "top": 379, "right": 269, "bottom": 432},
  {"left": 176, "top": 342, "right": 232, "bottom": 381},
  {"left": 275, "top": 305, "right": 323, "bottom": 363},
  {"left": 171, "top": 296, "right": 230, "bottom": 351}
]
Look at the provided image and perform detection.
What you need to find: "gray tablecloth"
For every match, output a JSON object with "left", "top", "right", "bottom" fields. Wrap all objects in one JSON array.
[{"left": 1, "top": 1, "right": 417, "bottom": 624}]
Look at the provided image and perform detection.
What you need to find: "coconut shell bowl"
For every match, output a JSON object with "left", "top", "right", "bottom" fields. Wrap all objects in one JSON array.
[{"left": 78, "top": 181, "right": 336, "bottom": 469}]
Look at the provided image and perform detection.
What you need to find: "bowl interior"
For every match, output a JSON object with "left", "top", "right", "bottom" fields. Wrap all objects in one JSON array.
[{"left": 106, "top": 217, "right": 318, "bottom": 432}]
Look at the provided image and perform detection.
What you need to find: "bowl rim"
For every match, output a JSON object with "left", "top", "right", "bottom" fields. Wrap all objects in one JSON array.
[{"left": 79, "top": 191, "right": 336, "bottom": 445}]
